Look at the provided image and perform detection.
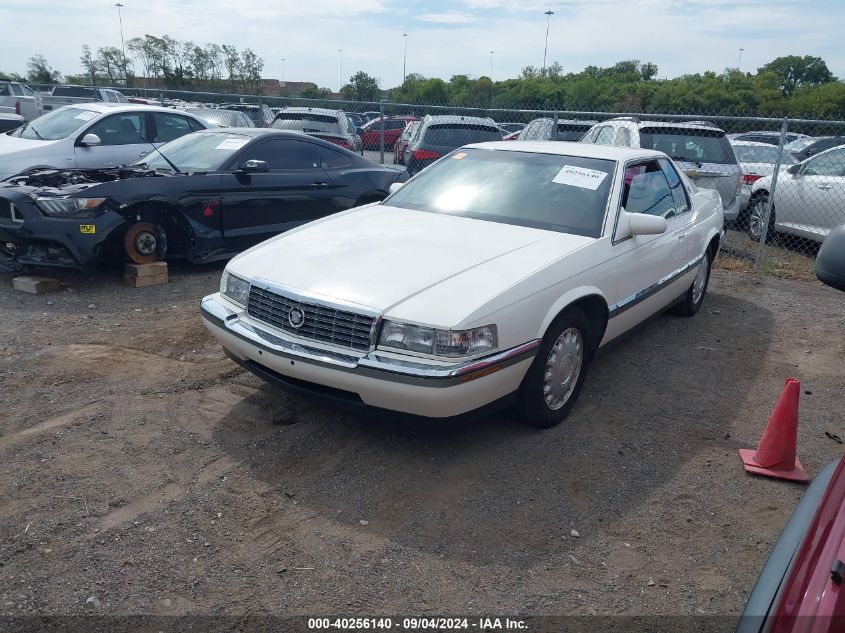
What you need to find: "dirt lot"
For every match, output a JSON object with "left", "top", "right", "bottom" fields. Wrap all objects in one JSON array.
[{"left": 0, "top": 260, "right": 843, "bottom": 625}]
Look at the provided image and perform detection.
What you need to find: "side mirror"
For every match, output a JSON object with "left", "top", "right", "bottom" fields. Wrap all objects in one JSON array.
[
  {"left": 787, "top": 163, "right": 801, "bottom": 175},
  {"left": 388, "top": 182, "right": 405, "bottom": 195},
  {"left": 237, "top": 159, "right": 269, "bottom": 174},
  {"left": 79, "top": 133, "right": 101, "bottom": 147},
  {"left": 619, "top": 210, "right": 668, "bottom": 237}
]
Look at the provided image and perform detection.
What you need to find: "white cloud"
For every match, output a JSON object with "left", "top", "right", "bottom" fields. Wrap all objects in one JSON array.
[{"left": 416, "top": 12, "right": 477, "bottom": 24}]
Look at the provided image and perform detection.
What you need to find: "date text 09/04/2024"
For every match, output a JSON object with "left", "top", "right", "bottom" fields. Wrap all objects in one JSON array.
[{"left": 307, "top": 617, "right": 527, "bottom": 630}]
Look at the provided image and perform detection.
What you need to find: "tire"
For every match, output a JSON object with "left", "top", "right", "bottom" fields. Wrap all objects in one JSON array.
[
  {"left": 514, "top": 308, "right": 592, "bottom": 429},
  {"left": 748, "top": 194, "right": 775, "bottom": 242},
  {"left": 123, "top": 222, "right": 165, "bottom": 265},
  {"left": 671, "top": 249, "right": 712, "bottom": 316}
]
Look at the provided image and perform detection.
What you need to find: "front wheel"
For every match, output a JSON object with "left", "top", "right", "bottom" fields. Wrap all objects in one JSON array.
[
  {"left": 672, "top": 250, "right": 712, "bottom": 316},
  {"left": 514, "top": 308, "right": 592, "bottom": 429}
]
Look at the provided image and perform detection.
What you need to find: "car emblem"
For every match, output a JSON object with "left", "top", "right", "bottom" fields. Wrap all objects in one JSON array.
[{"left": 288, "top": 307, "right": 305, "bottom": 329}]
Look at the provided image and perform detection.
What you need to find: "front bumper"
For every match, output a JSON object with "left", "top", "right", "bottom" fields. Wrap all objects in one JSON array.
[
  {"left": 200, "top": 293, "right": 538, "bottom": 418},
  {"left": 0, "top": 193, "right": 124, "bottom": 267}
]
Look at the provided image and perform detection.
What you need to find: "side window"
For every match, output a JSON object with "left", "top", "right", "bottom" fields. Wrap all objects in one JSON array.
[
  {"left": 241, "top": 139, "right": 319, "bottom": 170},
  {"left": 0, "top": 85, "right": 10, "bottom": 96},
  {"left": 152, "top": 113, "right": 194, "bottom": 143},
  {"left": 22, "top": 85, "right": 37, "bottom": 97},
  {"left": 519, "top": 123, "right": 534, "bottom": 140},
  {"left": 594, "top": 126, "right": 615, "bottom": 145},
  {"left": 86, "top": 112, "right": 146, "bottom": 146},
  {"left": 804, "top": 149, "right": 845, "bottom": 177},
  {"left": 538, "top": 120, "right": 553, "bottom": 140},
  {"left": 582, "top": 127, "right": 600, "bottom": 143},
  {"left": 10, "top": 84, "right": 25, "bottom": 96},
  {"left": 614, "top": 127, "right": 632, "bottom": 147},
  {"left": 319, "top": 145, "right": 352, "bottom": 169},
  {"left": 658, "top": 158, "right": 691, "bottom": 215},
  {"left": 186, "top": 116, "right": 206, "bottom": 132},
  {"left": 622, "top": 161, "right": 677, "bottom": 218}
]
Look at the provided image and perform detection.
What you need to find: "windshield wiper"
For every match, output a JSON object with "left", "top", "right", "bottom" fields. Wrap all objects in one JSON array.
[
  {"left": 670, "top": 156, "right": 702, "bottom": 167},
  {"left": 28, "top": 124, "right": 44, "bottom": 140},
  {"left": 139, "top": 135, "right": 181, "bottom": 175}
]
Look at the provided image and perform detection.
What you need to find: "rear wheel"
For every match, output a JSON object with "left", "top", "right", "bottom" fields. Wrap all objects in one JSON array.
[
  {"left": 515, "top": 308, "right": 592, "bottom": 429},
  {"left": 748, "top": 194, "right": 775, "bottom": 242},
  {"left": 123, "top": 222, "right": 165, "bottom": 264},
  {"left": 672, "top": 250, "right": 712, "bottom": 316}
]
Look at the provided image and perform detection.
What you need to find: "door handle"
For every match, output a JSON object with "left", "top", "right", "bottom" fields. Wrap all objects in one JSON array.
[
  {"left": 817, "top": 183, "right": 832, "bottom": 190},
  {"left": 311, "top": 182, "right": 329, "bottom": 188}
]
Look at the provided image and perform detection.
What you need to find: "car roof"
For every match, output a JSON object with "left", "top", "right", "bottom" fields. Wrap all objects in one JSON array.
[
  {"left": 463, "top": 140, "right": 667, "bottom": 161},
  {"left": 730, "top": 140, "right": 777, "bottom": 147},
  {"left": 424, "top": 114, "right": 497, "bottom": 126},
  {"left": 625, "top": 120, "right": 726, "bottom": 133},
  {"left": 281, "top": 106, "right": 343, "bottom": 116},
  {"left": 55, "top": 102, "right": 193, "bottom": 115},
  {"left": 527, "top": 117, "right": 599, "bottom": 125}
]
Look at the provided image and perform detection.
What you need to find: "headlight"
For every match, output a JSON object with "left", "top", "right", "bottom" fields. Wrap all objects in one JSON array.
[
  {"left": 379, "top": 321, "right": 497, "bottom": 358},
  {"left": 220, "top": 271, "right": 250, "bottom": 307},
  {"left": 35, "top": 197, "right": 106, "bottom": 218}
]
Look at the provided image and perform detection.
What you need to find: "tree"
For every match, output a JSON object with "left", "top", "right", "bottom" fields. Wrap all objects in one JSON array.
[
  {"left": 300, "top": 85, "right": 334, "bottom": 99},
  {"left": 221, "top": 45, "right": 241, "bottom": 92},
  {"left": 240, "top": 48, "right": 264, "bottom": 94},
  {"left": 26, "top": 54, "right": 61, "bottom": 84},
  {"left": 340, "top": 71, "right": 380, "bottom": 101},
  {"left": 80, "top": 45, "right": 98, "bottom": 85},
  {"left": 96, "top": 47, "right": 124, "bottom": 84},
  {"left": 759, "top": 55, "right": 835, "bottom": 97}
]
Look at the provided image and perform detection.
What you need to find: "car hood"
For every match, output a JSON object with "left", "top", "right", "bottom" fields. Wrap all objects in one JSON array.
[
  {"left": 230, "top": 204, "right": 593, "bottom": 327},
  {"left": 0, "top": 133, "right": 60, "bottom": 156}
]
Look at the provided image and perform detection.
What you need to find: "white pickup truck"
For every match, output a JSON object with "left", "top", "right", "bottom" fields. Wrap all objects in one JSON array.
[
  {"left": 0, "top": 81, "right": 43, "bottom": 121},
  {"left": 41, "top": 85, "right": 128, "bottom": 112}
]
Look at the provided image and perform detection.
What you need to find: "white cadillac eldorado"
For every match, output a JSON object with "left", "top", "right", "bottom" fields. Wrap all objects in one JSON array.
[{"left": 201, "top": 141, "right": 724, "bottom": 428}]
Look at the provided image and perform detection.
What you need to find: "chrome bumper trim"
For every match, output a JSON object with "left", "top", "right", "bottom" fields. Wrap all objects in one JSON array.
[{"left": 201, "top": 294, "right": 539, "bottom": 387}]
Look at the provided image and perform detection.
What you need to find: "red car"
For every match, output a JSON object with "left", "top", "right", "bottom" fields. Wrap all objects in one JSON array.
[
  {"left": 392, "top": 120, "right": 421, "bottom": 165},
  {"left": 359, "top": 116, "right": 419, "bottom": 150}
]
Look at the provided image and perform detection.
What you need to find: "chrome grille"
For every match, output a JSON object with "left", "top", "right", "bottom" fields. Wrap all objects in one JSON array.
[{"left": 247, "top": 286, "right": 375, "bottom": 351}]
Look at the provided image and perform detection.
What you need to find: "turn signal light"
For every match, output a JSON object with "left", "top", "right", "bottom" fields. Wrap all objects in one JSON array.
[{"left": 412, "top": 149, "right": 442, "bottom": 161}]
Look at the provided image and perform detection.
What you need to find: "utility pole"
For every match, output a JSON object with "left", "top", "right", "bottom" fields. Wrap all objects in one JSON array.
[
  {"left": 542, "top": 10, "right": 554, "bottom": 77},
  {"left": 737, "top": 47, "right": 745, "bottom": 70},
  {"left": 115, "top": 3, "right": 127, "bottom": 86},
  {"left": 282, "top": 58, "right": 285, "bottom": 84},
  {"left": 490, "top": 50, "right": 494, "bottom": 79},
  {"left": 338, "top": 49, "right": 343, "bottom": 92},
  {"left": 403, "top": 33, "right": 408, "bottom": 84}
]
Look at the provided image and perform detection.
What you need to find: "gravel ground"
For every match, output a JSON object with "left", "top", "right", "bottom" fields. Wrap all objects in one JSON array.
[{"left": 0, "top": 261, "right": 843, "bottom": 626}]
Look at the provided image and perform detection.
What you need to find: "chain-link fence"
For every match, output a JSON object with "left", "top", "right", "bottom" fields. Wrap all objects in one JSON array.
[{"left": 28, "top": 83, "right": 844, "bottom": 279}]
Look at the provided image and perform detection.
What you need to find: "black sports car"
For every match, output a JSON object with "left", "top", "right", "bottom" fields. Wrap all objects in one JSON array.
[{"left": 0, "top": 129, "right": 406, "bottom": 268}]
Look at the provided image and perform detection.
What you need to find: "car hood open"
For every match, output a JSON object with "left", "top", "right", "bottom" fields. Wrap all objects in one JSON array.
[{"left": 229, "top": 204, "right": 593, "bottom": 326}]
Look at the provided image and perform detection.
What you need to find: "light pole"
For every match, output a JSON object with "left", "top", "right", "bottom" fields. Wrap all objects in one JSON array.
[
  {"left": 489, "top": 50, "right": 494, "bottom": 79},
  {"left": 281, "top": 58, "right": 285, "bottom": 84},
  {"left": 402, "top": 33, "right": 408, "bottom": 84},
  {"left": 737, "top": 47, "right": 745, "bottom": 70},
  {"left": 115, "top": 2, "right": 127, "bottom": 86},
  {"left": 338, "top": 49, "right": 342, "bottom": 92},
  {"left": 542, "top": 10, "right": 554, "bottom": 77}
]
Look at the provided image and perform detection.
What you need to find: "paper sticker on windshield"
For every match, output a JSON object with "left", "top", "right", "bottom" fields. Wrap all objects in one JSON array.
[
  {"left": 215, "top": 138, "right": 249, "bottom": 151},
  {"left": 452, "top": 152, "right": 468, "bottom": 160},
  {"left": 552, "top": 165, "right": 608, "bottom": 190},
  {"left": 73, "top": 111, "right": 97, "bottom": 121}
]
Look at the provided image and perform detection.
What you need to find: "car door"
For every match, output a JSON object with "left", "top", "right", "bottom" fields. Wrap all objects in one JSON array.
[
  {"left": 789, "top": 148, "right": 845, "bottom": 238},
  {"left": 604, "top": 159, "right": 693, "bottom": 340},
  {"left": 218, "top": 137, "right": 335, "bottom": 251},
  {"left": 74, "top": 111, "right": 152, "bottom": 168}
]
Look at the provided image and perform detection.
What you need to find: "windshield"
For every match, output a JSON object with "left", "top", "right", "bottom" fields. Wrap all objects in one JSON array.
[
  {"left": 52, "top": 86, "right": 97, "bottom": 98},
  {"left": 639, "top": 127, "right": 735, "bottom": 165},
  {"left": 272, "top": 114, "right": 340, "bottom": 134},
  {"left": 8, "top": 106, "right": 98, "bottom": 140},
  {"left": 558, "top": 125, "right": 592, "bottom": 141},
  {"left": 135, "top": 132, "right": 250, "bottom": 172},
  {"left": 423, "top": 124, "right": 503, "bottom": 146},
  {"left": 386, "top": 148, "right": 615, "bottom": 238},
  {"left": 732, "top": 144, "right": 797, "bottom": 165},
  {"left": 784, "top": 137, "right": 819, "bottom": 153}
]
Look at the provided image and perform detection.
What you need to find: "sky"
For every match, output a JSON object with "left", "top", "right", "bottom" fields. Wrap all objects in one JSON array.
[{"left": 2, "top": 0, "right": 844, "bottom": 90}]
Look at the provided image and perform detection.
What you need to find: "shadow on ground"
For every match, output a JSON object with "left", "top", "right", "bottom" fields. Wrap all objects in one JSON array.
[{"left": 212, "top": 292, "right": 773, "bottom": 567}]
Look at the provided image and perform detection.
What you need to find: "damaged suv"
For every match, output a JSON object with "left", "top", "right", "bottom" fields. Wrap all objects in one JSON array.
[{"left": 0, "top": 128, "right": 406, "bottom": 268}]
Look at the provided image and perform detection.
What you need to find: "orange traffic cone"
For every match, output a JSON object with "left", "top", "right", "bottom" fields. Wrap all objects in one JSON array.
[{"left": 739, "top": 378, "right": 809, "bottom": 483}]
